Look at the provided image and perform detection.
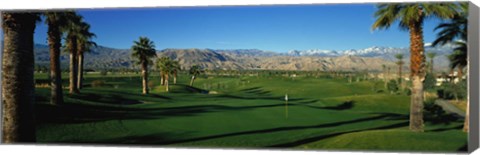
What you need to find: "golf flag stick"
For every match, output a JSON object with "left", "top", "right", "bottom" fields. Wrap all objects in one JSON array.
[{"left": 285, "top": 94, "right": 288, "bottom": 119}]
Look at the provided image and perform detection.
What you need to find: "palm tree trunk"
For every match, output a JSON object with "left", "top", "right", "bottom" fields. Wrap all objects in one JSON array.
[
  {"left": 68, "top": 37, "right": 79, "bottom": 94},
  {"left": 408, "top": 19, "right": 426, "bottom": 132},
  {"left": 77, "top": 53, "right": 84, "bottom": 89},
  {"left": 190, "top": 75, "right": 195, "bottom": 86},
  {"left": 387, "top": 67, "right": 390, "bottom": 82},
  {"left": 463, "top": 101, "right": 469, "bottom": 132},
  {"left": 160, "top": 71, "right": 164, "bottom": 85},
  {"left": 174, "top": 71, "right": 177, "bottom": 85},
  {"left": 165, "top": 73, "right": 169, "bottom": 92},
  {"left": 1, "top": 13, "right": 37, "bottom": 143},
  {"left": 47, "top": 19, "right": 63, "bottom": 105},
  {"left": 142, "top": 61, "right": 148, "bottom": 94},
  {"left": 383, "top": 68, "right": 387, "bottom": 89},
  {"left": 398, "top": 65, "right": 402, "bottom": 85},
  {"left": 457, "top": 67, "right": 463, "bottom": 82}
]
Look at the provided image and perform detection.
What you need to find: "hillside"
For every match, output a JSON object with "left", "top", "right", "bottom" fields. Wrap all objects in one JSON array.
[{"left": 33, "top": 44, "right": 454, "bottom": 72}]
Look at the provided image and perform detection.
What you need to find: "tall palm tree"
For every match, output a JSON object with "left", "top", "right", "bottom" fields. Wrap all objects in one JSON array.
[
  {"left": 189, "top": 65, "right": 202, "bottom": 87},
  {"left": 64, "top": 14, "right": 83, "bottom": 94},
  {"left": 426, "top": 52, "right": 437, "bottom": 74},
  {"left": 2, "top": 12, "right": 39, "bottom": 143},
  {"left": 44, "top": 11, "right": 75, "bottom": 104},
  {"left": 395, "top": 54, "right": 405, "bottom": 85},
  {"left": 76, "top": 22, "right": 96, "bottom": 89},
  {"left": 131, "top": 37, "right": 157, "bottom": 94},
  {"left": 372, "top": 3, "right": 457, "bottom": 132}
]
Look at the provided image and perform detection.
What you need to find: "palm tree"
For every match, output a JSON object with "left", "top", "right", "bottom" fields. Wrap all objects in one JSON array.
[
  {"left": 189, "top": 65, "right": 202, "bottom": 87},
  {"left": 372, "top": 3, "right": 457, "bottom": 132},
  {"left": 448, "top": 42, "right": 467, "bottom": 80},
  {"left": 426, "top": 52, "right": 437, "bottom": 74},
  {"left": 430, "top": 3, "right": 468, "bottom": 132},
  {"left": 131, "top": 37, "right": 157, "bottom": 94},
  {"left": 171, "top": 60, "right": 181, "bottom": 85},
  {"left": 395, "top": 54, "right": 405, "bottom": 85},
  {"left": 432, "top": 2, "right": 468, "bottom": 47},
  {"left": 44, "top": 12, "right": 75, "bottom": 104},
  {"left": 432, "top": 3, "right": 467, "bottom": 82},
  {"left": 156, "top": 56, "right": 170, "bottom": 86},
  {"left": 1, "top": 12, "right": 38, "bottom": 143},
  {"left": 64, "top": 14, "right": 83, "bottom": 94},
  {"left": 76, "top": 22, "right": 97, "bottom": 89},
  {"left": 157, "top": 57, "right": 173, "bottom": 92}
]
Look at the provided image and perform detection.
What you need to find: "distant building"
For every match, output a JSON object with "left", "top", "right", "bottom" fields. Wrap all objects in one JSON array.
[{"left": 435, "top": 71, "right": 464, "bottom": 86}]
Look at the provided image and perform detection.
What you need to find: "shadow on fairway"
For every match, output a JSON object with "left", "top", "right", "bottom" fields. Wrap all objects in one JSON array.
[
  {"left": 95, "top": 113, "right": 408, "bottom": 145},
  {"left": 36, "top": 89, "right": 361, "bottom": 125},
  {"left": 162, "top": 84, "right": 209, "bottom": 94},
  {"left": 240, "top": 87, "right": 274, "bottom": 96},
  {"left": 427, "top": 125, "right": 463, "bottom": 132},
  {"left": 457, "top": 143, "right": 468, "bottom": 152},
  {"left": 423, "top": 103, "right": 463, "bottom": 125},
  {"left": 301, "top": 100, "right": 355, "bottom": 111},
  {"left": 88, "top": 89, "right": 173, "bottom": 100},
  {"left": 68, "top": 93, "right": 143, "bottom": 105},
  {"left": 268, "top": 121, "right": 409, "bottom": 147}
]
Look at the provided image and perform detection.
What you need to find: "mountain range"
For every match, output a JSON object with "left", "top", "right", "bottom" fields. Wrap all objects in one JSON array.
[{"left": 32, "top": 43, "right": 457, "bottom": 72}]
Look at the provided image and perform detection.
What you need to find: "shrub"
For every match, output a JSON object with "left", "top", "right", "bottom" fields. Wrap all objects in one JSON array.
[
  {"left": 437, "top": 81, "right": 467, "bottom": 100},
  {"left": 91, "top": 80, "right": 106, "bottom": 87},
  {"left": 423, "top": 97, "right": 460, "bottom": 124},
  {"left": 404, "top": 88, "right": 411, "bottom": 95},
  {"left": 100, "top": 70, "right": 108, "bottom": 76},
  {"left": 148, "top": 81, "right": 155, "bottom": 89},
  {"left": 387, "top": 79, "right": 399, "bottom": 94}
]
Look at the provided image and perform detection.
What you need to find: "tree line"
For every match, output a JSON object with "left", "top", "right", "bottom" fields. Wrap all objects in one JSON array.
[
  {"left": 130, "top": 36, "right": 204, "bottom": 94},
  {"left": 2, "top": 11, "right": 96, "bottom": 143}
]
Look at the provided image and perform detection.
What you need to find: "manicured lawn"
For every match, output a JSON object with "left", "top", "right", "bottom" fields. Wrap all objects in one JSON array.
[{"left": 34, "top": 73, "right": 467, "bottom": 152}]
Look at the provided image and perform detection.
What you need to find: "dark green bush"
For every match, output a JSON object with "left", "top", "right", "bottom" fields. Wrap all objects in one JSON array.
[
  {"left": 387, "top": 79, "right": 399, "bottom": 94},
  {"left": 437, "top": 81, "right": 467, "bottom": 100}
]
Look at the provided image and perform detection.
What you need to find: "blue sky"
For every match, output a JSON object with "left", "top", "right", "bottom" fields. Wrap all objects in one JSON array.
[{"left": 33, "top": 3, "right": 444, "bottom": 53}]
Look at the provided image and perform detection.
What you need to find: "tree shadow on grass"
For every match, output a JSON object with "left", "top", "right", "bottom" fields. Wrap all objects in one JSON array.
[
  {"left": 92, "top": 89, "right": 173, "bottom": 100},
  {"left": 457, "top": 143, "right": 468, "bottom": 152},
  {"left": 238, "top": 86, "right": 276, "bottom": 97},
  {"left": 301, "top": 100, "right": 355, "bottom": 111},
  {"left": 240, "top": 87, "right": 262, "bottom": 91},
  {"left": 423, "top": 103, "right": 463, "bottom": 125},
  {"left": 323, "top": 100, "right": 354, "bottom": 110},
  {"left": 427, "top": 124, "right": 463, "bottom": 132},
  {"left": 68, "top": 93, "right": 143, "bottom": 105},
  {"left": 124, "top": 113, "right": 407, "bottom": 145},
  {"left": 267, "top": 121, "right": 409, "bottom": 148},
  {"left": 42, "top": 116, "right": 408, "bottom": 146},
  {"left": 35, "top": 102, "right": 219, "bottom": 125},
  {"left": 37, "top": 93, "right": 358, "bottom": 125}
]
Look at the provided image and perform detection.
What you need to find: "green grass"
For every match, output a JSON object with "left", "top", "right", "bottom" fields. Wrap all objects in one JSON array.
[{"left": 34, "top": 73, "right": 467, "bottom": 152}]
